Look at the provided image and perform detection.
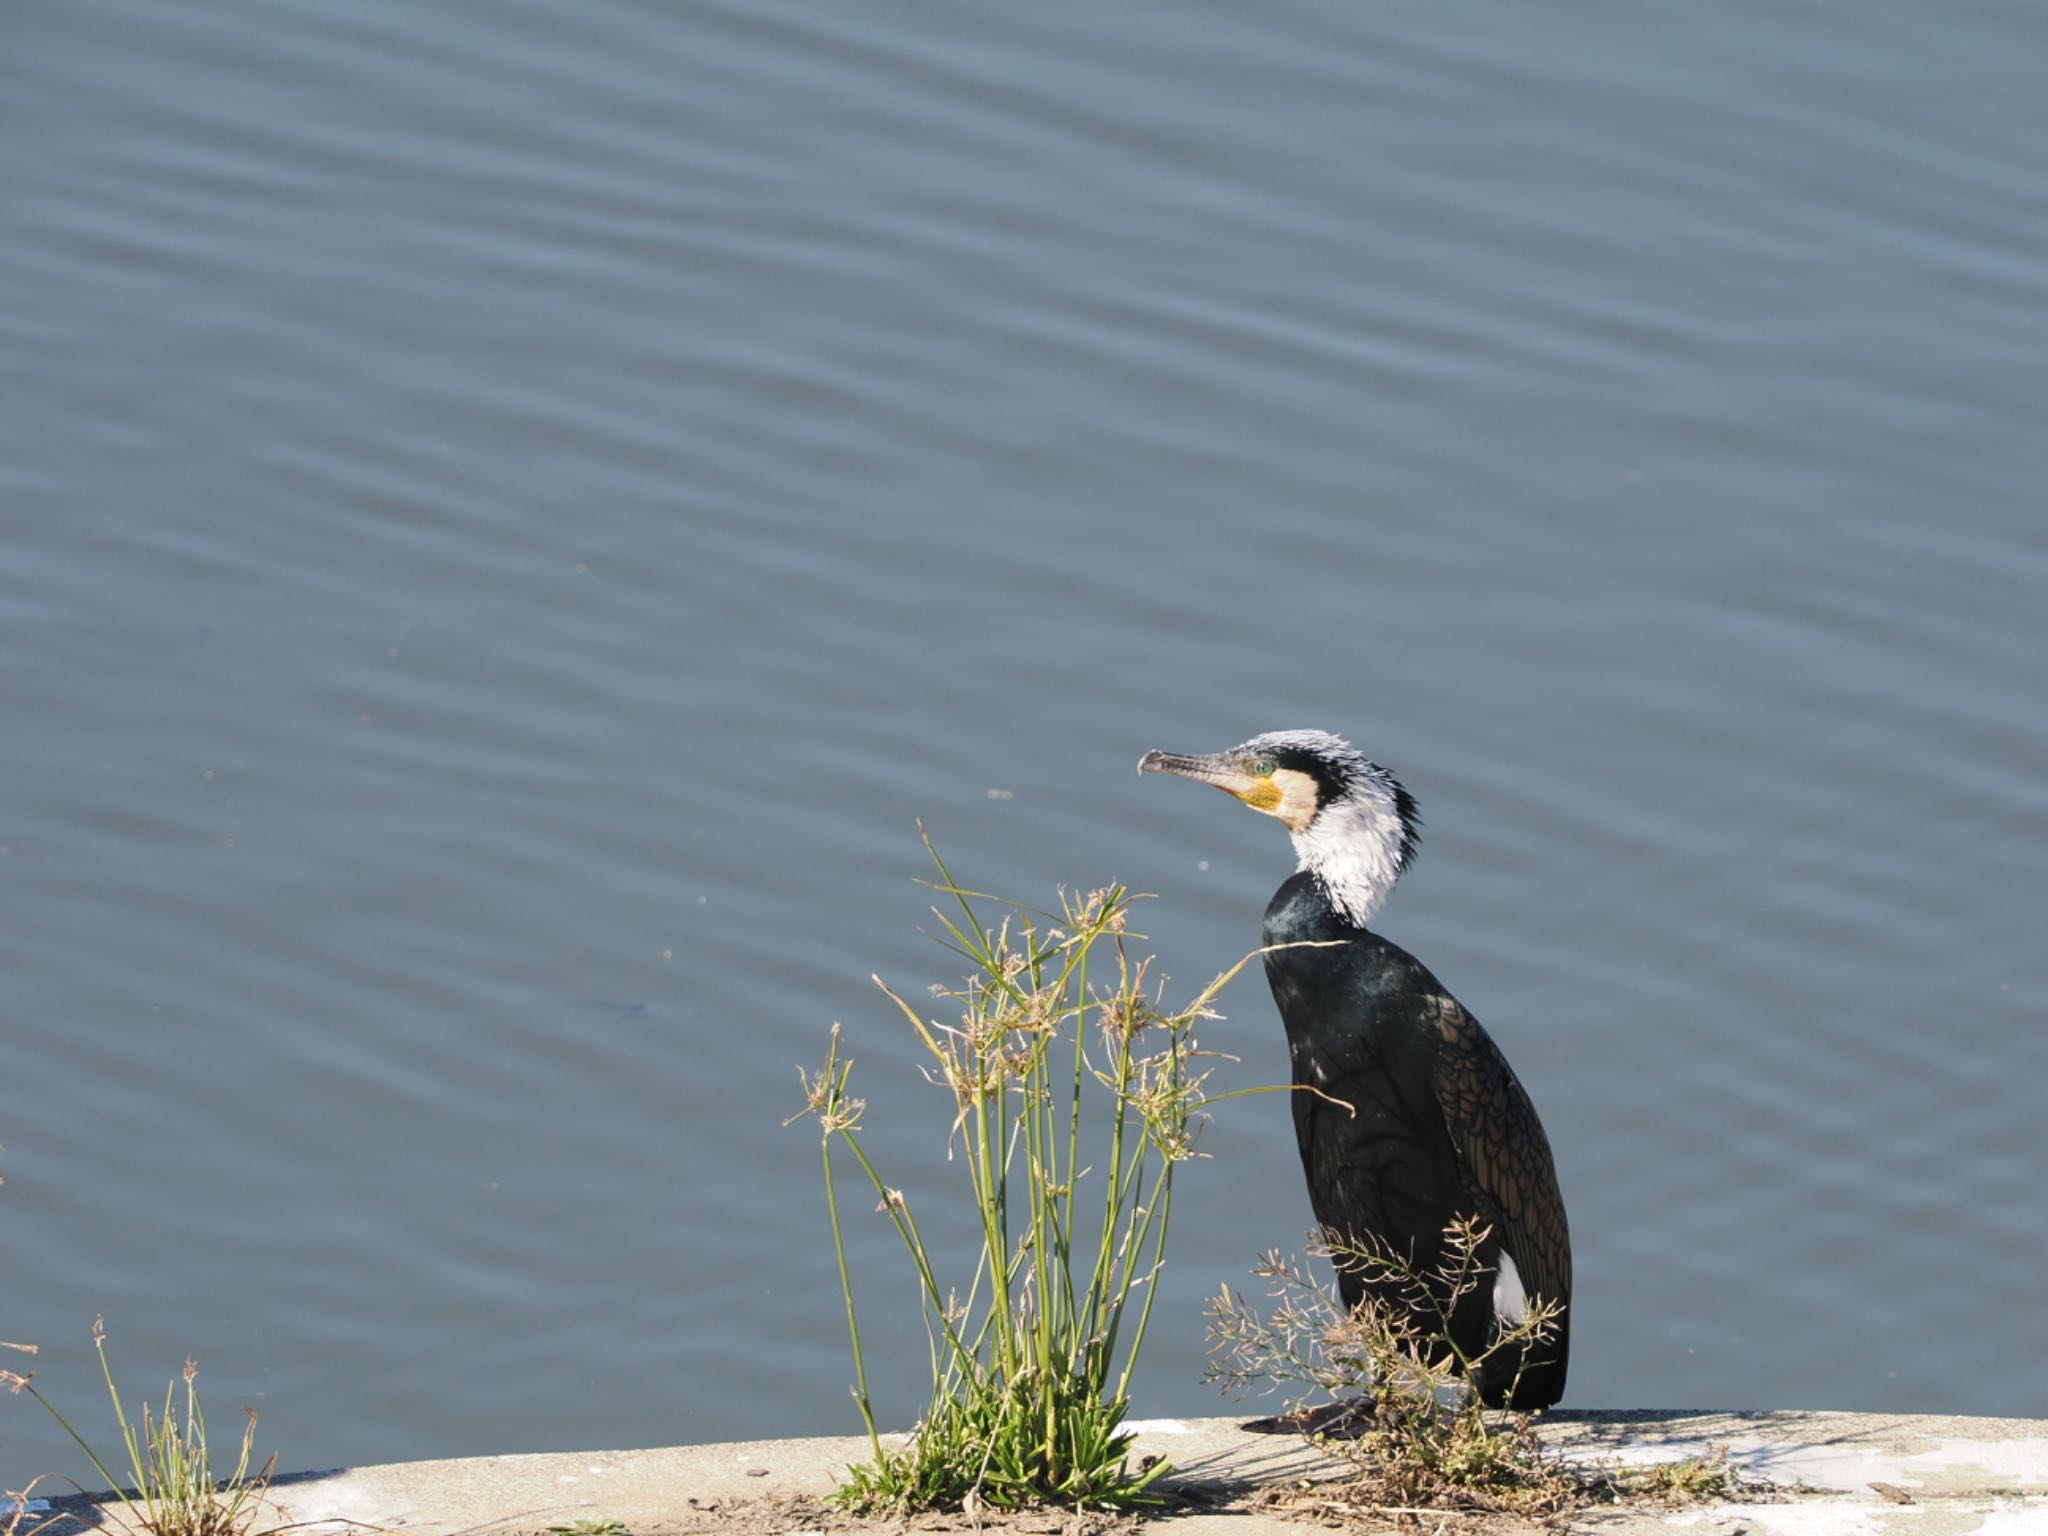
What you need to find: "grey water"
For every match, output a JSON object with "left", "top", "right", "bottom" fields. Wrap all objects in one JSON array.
[{"left": 4, "top": 0, "right": 2045, "bottom": 1486}]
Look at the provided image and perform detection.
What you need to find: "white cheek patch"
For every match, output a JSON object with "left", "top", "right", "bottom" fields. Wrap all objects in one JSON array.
[
  {"left": 1270, "top": 767, "right": 1321, "bottom": 832},
  {"left": 1493, "top": 1249, "right": 1530, "bottom": 1327}
]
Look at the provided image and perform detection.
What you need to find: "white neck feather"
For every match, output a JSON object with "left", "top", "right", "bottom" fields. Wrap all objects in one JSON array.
[{"left": 1289, "top": 788, "right": 1409, "bottom": 927}]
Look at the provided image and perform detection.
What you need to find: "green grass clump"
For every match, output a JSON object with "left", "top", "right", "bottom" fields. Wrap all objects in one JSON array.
[
  {"left": 3, "top": 1319, "right": 274, "bottom": 1536},
  {"left": 795, "top": 836, "right": 1253, "bottom": 1514}
]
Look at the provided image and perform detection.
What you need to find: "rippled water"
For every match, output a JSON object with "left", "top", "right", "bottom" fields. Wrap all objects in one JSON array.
[{"left": 5, "top": 0, "right": 2045, "bottom": 1484}]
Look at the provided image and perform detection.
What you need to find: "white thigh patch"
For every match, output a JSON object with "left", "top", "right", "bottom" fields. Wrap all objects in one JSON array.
[{"left": 1493, "top": 1249, "right": 1530, "bottom": 1327}]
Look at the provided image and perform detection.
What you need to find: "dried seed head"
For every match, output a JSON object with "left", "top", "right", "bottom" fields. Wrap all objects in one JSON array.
[
  {"left": 819, "top": 1089, "right": 865, "bottom": 1135},
  {"left": 793, "top": 1063, "right": 830, "bottom": 1116}
]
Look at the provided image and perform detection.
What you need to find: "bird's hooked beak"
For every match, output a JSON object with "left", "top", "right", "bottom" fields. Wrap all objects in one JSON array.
[{"left": 1137, "top": 748, "right": 1281, "bottom": 812}]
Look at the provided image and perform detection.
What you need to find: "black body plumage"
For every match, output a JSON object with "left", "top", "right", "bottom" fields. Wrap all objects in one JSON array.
[
  {"left": 1138, "top": 729, "right": 1571, "bottom": 1410},
  {"left": 1263, "top": 871, "right": 1570, "bottom": 1409}
]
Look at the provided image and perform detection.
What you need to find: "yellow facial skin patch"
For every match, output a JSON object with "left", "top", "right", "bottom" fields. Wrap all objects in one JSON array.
[
  {"left": 1223, "top": 766, "right": 1319, "bottom": 832},
  {"left": 1235, "top": 780, "right": 1283, "bottom": 812}
]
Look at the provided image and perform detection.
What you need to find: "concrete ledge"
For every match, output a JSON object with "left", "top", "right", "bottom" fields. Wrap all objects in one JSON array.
[{"left": 23, "top": 1411, "right": 2048, "bottom": 1535}]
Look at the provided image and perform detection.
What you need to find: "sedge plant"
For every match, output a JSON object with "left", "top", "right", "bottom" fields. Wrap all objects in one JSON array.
[
  {"left": 1, "top": 1319, "right": 273, "bottom": 1536},
  {"left": 794, "top": 837, "right": 1257, "bottom": 1513}
]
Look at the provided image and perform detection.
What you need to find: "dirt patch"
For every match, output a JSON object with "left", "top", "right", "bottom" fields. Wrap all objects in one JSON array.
[
  {"left": 1245, "top": 1481, "right": 1558, "bottom": 1534},
  {"left": 488, "top": 1492, "right": 1161, "bottom": 1536}
]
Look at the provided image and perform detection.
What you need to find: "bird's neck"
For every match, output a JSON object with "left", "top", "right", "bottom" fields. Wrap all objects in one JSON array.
[{"left": 1289, "top": 797, "right": 1406, "bottom": 928}]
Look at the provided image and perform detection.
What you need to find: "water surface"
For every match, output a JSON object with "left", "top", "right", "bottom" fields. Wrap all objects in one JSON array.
[{"left": 4, "top": 0, "right": 2045, "bottom": 1483}]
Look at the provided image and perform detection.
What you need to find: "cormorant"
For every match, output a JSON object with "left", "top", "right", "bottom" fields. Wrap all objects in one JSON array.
[{"left": 1139, "top": 729, "right": 1571, "bottom": 1409}]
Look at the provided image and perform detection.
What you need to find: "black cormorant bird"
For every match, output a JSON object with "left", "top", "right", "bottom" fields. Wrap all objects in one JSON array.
[{"left": 1139, "top": 729, "right": 1571, "bottom": 1409}]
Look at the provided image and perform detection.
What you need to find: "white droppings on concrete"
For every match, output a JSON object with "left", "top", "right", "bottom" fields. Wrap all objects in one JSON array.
[
  {"left": 1965, "top": 1501, "right": 2048, "bottom": 1534},
  {"left": 1122, "top": 1418, "right": 1194, "bottom": 1435},
  {"left": 1585, "top": 1435, "right": 2048, "bottom": 1493},
  {"left": 1749, "top": 1434, "right": 2048, "bottom": 1492},
  {"left": 1666, "top": 1499, "right": 2047, "bottom": 1535},
  {"left": 1665, "top": 1503, "right": 1924, "bottom": 1535},
  {"left": 1890, "top": 1439, "right": 2048, "bottom": 1487},
  {"left": 267, "top": 1475, "right": 405, "bottom": 1530}
]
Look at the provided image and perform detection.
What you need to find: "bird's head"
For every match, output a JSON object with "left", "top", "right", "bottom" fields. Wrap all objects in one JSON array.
[{"left": 1138, "top": 728, "right": 1420, "bottom": 926}]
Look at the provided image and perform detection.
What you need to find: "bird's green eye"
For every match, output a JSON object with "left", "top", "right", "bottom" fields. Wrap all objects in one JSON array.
[{"left": 1252, "top": 758, "right": 1276, "bottom": 777}]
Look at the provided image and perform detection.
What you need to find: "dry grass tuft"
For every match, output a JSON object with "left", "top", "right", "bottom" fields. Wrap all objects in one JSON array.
[
  {"left": 3, "top": 1321, "right": 275, "bottom": 1536},
  {"left": 1208, "top": 1222, "right": 1763, "bottom": 1526}
]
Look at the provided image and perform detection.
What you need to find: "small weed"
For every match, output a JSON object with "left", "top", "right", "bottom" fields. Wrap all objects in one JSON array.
[
  {"left": 545, "top": 1520, "right": 631, "bottom": 1535},
  {"left": 1208, "top": 1231, "right": 1762, "bottom": 1524},
  {"left": 796, "top": 835, "right": 1256, "bottom": 1514},
  {"left": 1208, "top": 1219, "right": 1584, "bottom": 1521},
  {"left": 1624, "top": 1446, "right": 1740, "bottom": 1503},
  {"left": 2, "top": 1319, "right": 274, "bottom": 1536}
]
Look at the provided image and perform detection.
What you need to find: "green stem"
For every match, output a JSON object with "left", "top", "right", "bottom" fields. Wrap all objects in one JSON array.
[
  {"left": 1061, "top": 932, "right": 1088, "bottom": 1350},
  {"left": 837, "top": 1130, "right": 979, "bottom": 1378},
  {"left": 1085, "top": 1001, "right": 1140, "bottom": 1343},
  {"left": 822, "top": 1128, "right": 884, "bottom": 1461},
  {"left": 1114, "top": 1159, "right": 1175, "bottom": 1402},
  {"left": 22, "top": 1383, "right": 135, "bottom": 1523}
]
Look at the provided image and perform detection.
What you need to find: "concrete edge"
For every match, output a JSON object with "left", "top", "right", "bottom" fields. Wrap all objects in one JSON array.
[{"left": 20, "top": 1410, "right": 2048, "bottom": 1536}]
